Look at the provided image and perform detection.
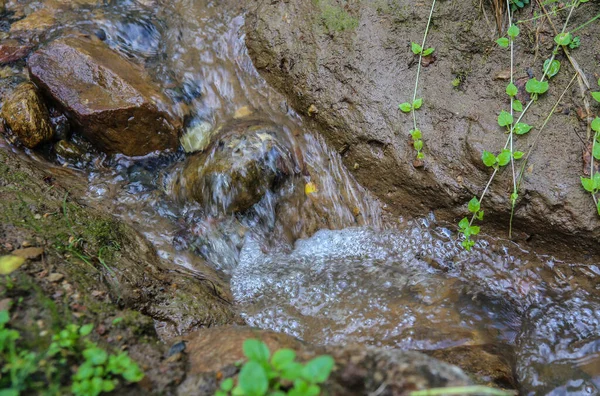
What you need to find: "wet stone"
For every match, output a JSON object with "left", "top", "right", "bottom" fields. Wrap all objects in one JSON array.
[
  {"left": 27, "top": 36, "right": 181, "bottom": 156},
  {"left": 0, "top": 81, "right": 54, "bottom": 148},
  {"left": 0, "top": 40, "right": 32, "bottom": 64},
  {"left": 172, "top": 119, "right": 298, "bottom": 215}
]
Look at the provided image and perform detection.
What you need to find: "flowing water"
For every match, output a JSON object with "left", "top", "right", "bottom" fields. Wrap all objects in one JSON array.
[{"left": 4, "top": 0, "right": 600, "bottom": 394}]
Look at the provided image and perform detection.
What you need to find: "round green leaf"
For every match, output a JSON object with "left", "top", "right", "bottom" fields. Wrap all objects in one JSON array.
[
  {"left": 497, "top": 110, "right": 513, "bottom": 127},
  {"left": 243, "top": 339, "right": 270, "bottom": 363},
  {"left": 591, "top": 117, "right": 600, "bottom": 133},
  {"left": 410, "top": 129, "right": 422, "bottom": 140},
  {"left": 513, "top": 151, "right": 524, "bottom": 159},
  {"left": 496, "top": 37, "right": 509, "bottom": 48},
  {"left": 458, "top": 217, "right": 470, "bottom": 230},
  {"left": 554, "top": 32, "right": 572, "bottom": 46},
  {"left": 221, "top": 378, "right": 234, "bottom": 392},
  {"left": 591, "top": 92, "right": 600, "bottom": 103},
  {"left": 594, "top": 144, "right": 600, "bottom": 160},
  {"left": 512, "top": 100, "right": 523, "bottom": 112},
  {"left": 482, "top": 150, "right": 497, "bottom": 167},
  {"left": 411, "top": 42, "right": 423, "bottom": 55},
  {"left": 412, "top": 98, "right": 423, "bottom": 109},
  {"left": 525, "top": 78, "right": 549, "bottom": 95},
  {"left": 422, "top": 47, "right": 435, "bottom": 56},
  {"left": 79, "top": 324, "right": 94, "bottom": 337},
  {"left": 468, "top": 197, "right": 480, "bottom": 213},
  {"left": 506, "top": 83, "right": 518, "bottom": 97},
  {"left": 543, "top": 59, "right": 560, "bottom": 78},
  {"left": 301, "top": 355, "right": 335, "bottom": 384},
  {"left": 413, "top": 140, "right": 423, "bottom": 151},
  {"left": 497, "top": 150, "right": 511, "bottom": 166},
  {"left": 239, "top": 361, "right": 268, "bottom": 396},
  {"left": 514, "top": 122, "right": 533, "bottom": 135},
  {"left": 581, "top": 177, "right": 595, "bottom": 193},
  {"left": 271, "top": 349, "right": 296, "bottom": 370},
  {"left": 399, "top": 102, "right": 412, "bottom": 113},
  {"left": 507, "top": 25, "right": 520, "bottom": 38}
]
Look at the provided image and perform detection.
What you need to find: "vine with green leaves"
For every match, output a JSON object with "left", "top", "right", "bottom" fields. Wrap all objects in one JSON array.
[
  {"left": 458, "top": 0, "right": 596, "bottom": 250},
  {"left": 398, "top": 0, "right": 436, "bottom": 161}
]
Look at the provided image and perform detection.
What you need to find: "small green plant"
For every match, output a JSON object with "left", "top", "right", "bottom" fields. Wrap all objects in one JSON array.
[
  {"left": 0, "top": 310, "right": 143, "bottom": 395},
  {"left": 580, "top": 78, "right": 600, "bottom": 214},
  {"left": 398, "top": 0, "right": 437, "bottom": 161},
  {"left": 509, "top": 0, "right": 530, "bottom": 12},
  {"left": 458, "top": 0, "right": 595, "bottom": 249},
  {"left": 216, "top": 339, "right": 334, "bottom": 396}
]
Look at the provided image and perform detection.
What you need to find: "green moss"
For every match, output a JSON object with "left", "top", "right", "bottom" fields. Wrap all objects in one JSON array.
[{"left": 314, "top": 0, "right": 358, "bottom": 33}]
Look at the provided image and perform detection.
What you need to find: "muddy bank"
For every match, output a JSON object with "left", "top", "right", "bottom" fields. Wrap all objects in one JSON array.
[{"left": 245, "top": 0, "right": 600, "bottom": 251}]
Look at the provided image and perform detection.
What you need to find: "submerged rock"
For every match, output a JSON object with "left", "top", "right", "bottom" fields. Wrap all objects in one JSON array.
[
  {"left": 0, "top": 81, "right": 54, "bottom": 148},
  {"left": 172, "top": 119, "right": 298, "bottom": 215},
  {"left": 0, "top": 40, "right": 32, "bottom": 64},
  {"left": 28, "top": 36, "right": 181, "bottom": 156},
  {"left": 178, "top": 326, "right": 473, "bottom": 395}
]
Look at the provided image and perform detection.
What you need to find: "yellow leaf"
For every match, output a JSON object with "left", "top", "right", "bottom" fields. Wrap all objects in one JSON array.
[
  {"left": 0, "top": 255, "right": 26, "bottom": 275},
  {"left": 305, "top": 182, "right": 318, "bottom": 195}
]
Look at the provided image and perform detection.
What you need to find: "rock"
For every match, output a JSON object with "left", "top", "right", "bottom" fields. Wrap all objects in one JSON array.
[
  {"left": 171, "top": 119, "right": 297, "bottom": 215},
  {"left": 426, "top": 345, "right": 517, "bottom": 389},
  {"left": 245, "top": 0, "right": 600, "bottom": 250},
  {"left": 27, "top": 37, "right": 181, "bottom": 156},
  {"left": 54, "top": 140, "right": 85, "bottom": 160},
  {"left": 178, "top": 326, "right": 473, "bottom": 395},
  {"left": 0, "top": 81, "right": 54, "bottom": 148},
  {"left": 0, "top": 40, "right": 32, "bottom": 64},
  {"left": 10, "top": 8, "right": 56, "bottom": 34},
  {"left": 11, "top": 247, "right": 44, "bottom": 260},
  {"left": 47, "top": 273, "right": 64, "bottom": 282}
]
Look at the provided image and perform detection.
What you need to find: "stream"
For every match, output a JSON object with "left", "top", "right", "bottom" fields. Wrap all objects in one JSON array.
[{"left": 4, "top": 0, "right": 600, "bottom": 394}]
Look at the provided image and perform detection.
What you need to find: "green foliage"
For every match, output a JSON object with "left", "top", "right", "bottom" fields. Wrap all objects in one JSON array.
[
  {"left": 568, "top": 35, "right": 581, "bottom": 49},
  {"left": 512, "top": 100, "right": 523, "bottom": 112},
  {"left": 509, "top": 0, "right": 530, "bottom": 11},
  {"left": 497, "top": 111, "right": 513, "bottom": 127},
  {"left": 216, "top": 339, "right": 334, "bottom": 396},
  {"left": 506, "top": 83, "right": 518, "bottom": 97},
  {"left": 410, "top": 129, "right": 425, "bottom": 159},
  {"left": 543, "top": 59, "right": 561, "bottom": 78},
  {"left": 525, "top": 78, "right": 549, "bottom": 101},
  {"left": 411, "top": 42, "right": 434, "bottom": 56},
  {"left": 514, "top": 122, "right": 533, "bottom": 135},
  {"left": 0, "top": 310, "right": 143, "bottom": 395},
  {"left": 554, "top": 32, "right": 572, "bottom": 46},
  {"left": 496, "top": 37, "right": 509, "bottom": 48}
]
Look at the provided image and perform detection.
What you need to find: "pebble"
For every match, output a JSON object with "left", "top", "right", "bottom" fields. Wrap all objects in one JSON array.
[{"left": 47, "top": 273, "right": 64, "bottom": 282}]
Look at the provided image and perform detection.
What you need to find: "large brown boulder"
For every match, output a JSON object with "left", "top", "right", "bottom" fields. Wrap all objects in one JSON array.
[
  {"left": 28, "top": 37, "right": 181, "bottom": 156},
  {"left": 245, "top": 0, "right": 600, "bottom": 251},
  {"left": 0, "top": 81, "right": 54, "bottom": 148}
]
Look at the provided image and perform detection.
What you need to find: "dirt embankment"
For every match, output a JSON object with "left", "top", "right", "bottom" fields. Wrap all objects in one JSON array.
[{"left": 245, "top": 0, "right": 600, "bottom": 252}]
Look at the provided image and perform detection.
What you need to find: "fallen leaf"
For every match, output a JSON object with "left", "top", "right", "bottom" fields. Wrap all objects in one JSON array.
[
  {"left": 12, "top": 247, "right": 44, "bottom": 260},
  {"left": 47, "top": 273, "right": 64, "bottom": 282},
  {"left": 305, "top": 182, "right": 318, "bottom": 195},
  {"left": 0, "top": 255, "right": 26, "bottom": 275}
]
